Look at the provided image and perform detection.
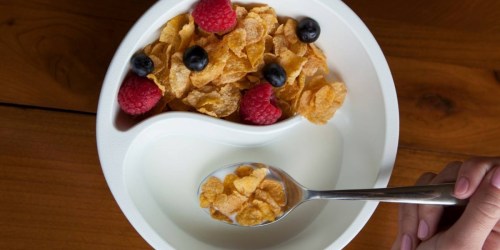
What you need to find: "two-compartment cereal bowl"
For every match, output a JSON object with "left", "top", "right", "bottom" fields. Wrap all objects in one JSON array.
[{"left": 96, "top": 0, "right": 399, "bottom": 249}]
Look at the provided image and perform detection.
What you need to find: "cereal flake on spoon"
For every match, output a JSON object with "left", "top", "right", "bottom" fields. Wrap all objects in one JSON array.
[{"left": 199, "top": 164, "right": 286, "bottom": 226}]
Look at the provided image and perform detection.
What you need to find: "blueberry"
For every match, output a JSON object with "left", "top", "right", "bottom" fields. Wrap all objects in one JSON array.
[
  {"left": 130, "top": 52, "right": 154, "bottom": 77},
  {"left": 296, "top": 17, "right": 321, "bottom": 43},
  {"left": 183, "top": 45, "right": 209, "bottom": 71},
  {"left": 263, "top": 63, "right": 287, "bottom": 87}
]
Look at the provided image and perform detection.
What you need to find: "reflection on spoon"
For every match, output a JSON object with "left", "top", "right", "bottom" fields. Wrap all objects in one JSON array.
[{"left": 198, "top": 162, "right": 467, "bottom": 227}]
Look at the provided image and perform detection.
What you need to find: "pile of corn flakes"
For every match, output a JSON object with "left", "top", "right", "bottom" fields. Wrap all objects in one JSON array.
[
  {"left": 143, "top": 4, "right": 346, "bottom": 124},
  {"left": 199, "top": 165, "right": 286, "bottom": 226}
]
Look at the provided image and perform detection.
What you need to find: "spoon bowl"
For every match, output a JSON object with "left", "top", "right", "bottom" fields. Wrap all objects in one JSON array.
[{"left": 199, "top": 162, "right": 468, "bottom": 227}]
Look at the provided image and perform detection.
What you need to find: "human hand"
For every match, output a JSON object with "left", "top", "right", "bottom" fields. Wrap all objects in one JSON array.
[{"left": 392, "top": 157, "right": 500, "bottom": 250}]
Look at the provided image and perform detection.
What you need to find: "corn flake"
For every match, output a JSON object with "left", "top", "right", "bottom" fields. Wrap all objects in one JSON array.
[
  {"left": 234, "top": 5, "right": 248, "bottom": 19},
  {"left": 246, "top": 37, "right": 266, "bottom": 69},
  {"left": 225, "top": 28, "right": 247, "bottom": 58},
  {"left": 309, "top": 43, "right": 327, "bottom": 61},
  {"left": 235, "top": 165, "right": 254, "bottom": 177},
  {"left": 168, "top": 52, "right": 191, "bottom": 98},
  {"left": 178, "top": 14, "right": 195, "bottom": 52},
  {"left": 214, "top": 52, "right": 253, "bottom": 85},
  {"left": 159, "top": 14, "right": 190, "bottom": 50},
  {"left": 223, "top": 173, "right": 239, "bottom": 195},
  {"left": 143, "top": 4, "right": 347, "bottom": 129},
  {"left": 200, "top": 176, "right": 224, "bottom": 204},
  {"left": 213, "top": 191, "right": 248, "bottom": 217},
  {"left": 253, "top": 199, "right": 276, "bottom": 222},
  {"left": 278, "top": 48, "right": 308, "bottom": 85},
  {"left": 145, "top": 43, "right": 173, "bottom": 94},
  {"left": 230, "top": 80, "right": 256, "bottom": 92},
  {"left": 183, "top": 84, "right": 240, "bottom": 118},
  {"left": 241, "top": 12, "right": 266, "bottom": 45},
  {"left": 233, "top": 168, "right": 267, "bottom": 197},
  {"left": 250, "top": 6, "right": 278, "bottom": 35},
  {"left": 200, "top": 165, "right": 286, "bottom": 225},
  {"left": 290, "top": 41, "right": 308, "bottom": 57},
  {"left": 199, "top": 194, "right": 211, "bottom": 208},
  {"left": 303, "top": 54, "right": 328, "bottom": 76},
  {"left": 190, "top": 42, "right": 230, "bottom": 88},
  {"left": 274, "top": 23, "right": 284, "bottom": 35},
  {"left": 259, "top": 179, "right": 286, "bottom": 206},
  {"left": 236, "top": 202, "right": 264, "bottom": 226},
  {"left": 273, "top": 34, "right": 288, "bottom": 56},
  {"left": 210, "top": 207, "right": 233, "bottom": 223},
  {"left": 255, "top": 189, "right": 282, "bottom": 216},
  {"left": 298, "top": 76, "right": 347, "bottom": 124},
  {"left": 284, "top": 18, "right": 299, "bottom": 44}
]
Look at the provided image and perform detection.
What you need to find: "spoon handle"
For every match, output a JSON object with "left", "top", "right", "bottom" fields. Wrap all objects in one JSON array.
[{"left": 308, "top": 183, "right": 467, "bottom": 205}]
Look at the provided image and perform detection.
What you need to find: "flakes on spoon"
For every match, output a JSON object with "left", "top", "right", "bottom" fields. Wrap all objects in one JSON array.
[{"left": 199, "top": 165, "right": 286, "bottom": 225}]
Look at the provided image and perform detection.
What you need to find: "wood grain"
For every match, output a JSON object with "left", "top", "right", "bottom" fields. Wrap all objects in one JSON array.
[
  {"left": 392, "top": 56, "right": 500, "bottom": 156},
  {"left": 1, "top": 0, "right": 500, "bottom": 249},
  {"left": 1, "top": 0, "right": 499, "bottom": 113},
  {"left": 0, "top": 109, "right": 493, "bottom": 246},
  {"left": 0, "top": 105, "right": 472, "bottom": 250},
  {"left": 0, "top": 106, "right": 149, "bottom": 249},
  {"left": 344, "top": 0, "right": 500, "bottom": 69},
  {"left": 0, "top": 0, "right": 155, "bottom": 113}
]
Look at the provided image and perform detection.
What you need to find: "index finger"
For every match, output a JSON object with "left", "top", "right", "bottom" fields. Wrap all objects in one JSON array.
[
  {"left": 392, "top": 172, "right": 436, "bottom": 250},
  {"left": 454, "top": 157, "right": 500, "bottom": 199},
  {"left": 417, "top": 161, "right": 461, "bottom": 240},
  {"left": 443, "top": 166, "right": 500, "bottom": 249}
]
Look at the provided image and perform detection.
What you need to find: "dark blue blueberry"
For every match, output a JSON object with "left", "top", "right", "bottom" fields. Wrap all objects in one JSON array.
[
  {"left": 130, "top": 52, "right": 154, "bottom": 77},
  {"left": 296, "top": 17, "right": 321, "bottom": 43},
  {"left": 263, "top": 63, "right": 287, "bottom": 87},
  {"left": 183, "top": 45, "right": 209, "bottom": 72}
]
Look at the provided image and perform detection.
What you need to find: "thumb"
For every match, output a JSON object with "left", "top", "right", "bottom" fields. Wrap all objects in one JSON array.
[{"left": 442, "top": 166, "right": 500, "bottom": 249}]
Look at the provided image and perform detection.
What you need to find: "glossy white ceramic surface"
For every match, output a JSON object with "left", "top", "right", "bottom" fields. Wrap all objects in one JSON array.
[{"left": 96, "top": 0, "right": 399, "bottom": 249}]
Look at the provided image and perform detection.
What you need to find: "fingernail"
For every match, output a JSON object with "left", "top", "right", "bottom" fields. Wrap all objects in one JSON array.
[
  {"left": 417, "top": 220, "right": 429, "bottom": 239},
  {"left": 455, "top": 176, "right": 469, "bottom": 195},
  {"left": 401, "top": 234, "right": 412, "bottom": 250},
  {"left": 491, "top": 167, "right": 500, "bottom": 189}
]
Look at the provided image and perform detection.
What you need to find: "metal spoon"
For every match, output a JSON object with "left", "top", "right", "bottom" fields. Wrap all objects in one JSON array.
[{"left": 198, "top": 162, "right": 467, "bottom": 226}]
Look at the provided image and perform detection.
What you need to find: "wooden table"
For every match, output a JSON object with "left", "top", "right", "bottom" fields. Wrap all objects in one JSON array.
[{"left": 1, "top": 0, "right": 499, "bottom": 249}]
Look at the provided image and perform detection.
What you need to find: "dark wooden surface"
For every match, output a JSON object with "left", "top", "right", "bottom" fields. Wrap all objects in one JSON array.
[{"left": 1, "top": 0, "right": 499, "bottom": 249}]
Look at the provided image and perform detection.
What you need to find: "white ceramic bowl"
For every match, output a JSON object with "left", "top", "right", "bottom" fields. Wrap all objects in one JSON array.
[{"left": 96, "top": 0, "right": 399, "bottom": 249}]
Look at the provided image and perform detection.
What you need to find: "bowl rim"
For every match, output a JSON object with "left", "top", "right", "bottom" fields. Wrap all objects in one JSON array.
[{"left": 96, "top": 0, "right": 399, "bottom": 249}]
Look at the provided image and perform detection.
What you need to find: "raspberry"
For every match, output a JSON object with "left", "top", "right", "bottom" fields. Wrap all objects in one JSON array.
[
  {"left": 117, "top": 74, "right": 162, "bottom": 115},
  {"left": 192, "top": 0, "right": 237, "bottom": 33},
  {"left": 240, "top": 83, "right": 282, "bottom": 125}
]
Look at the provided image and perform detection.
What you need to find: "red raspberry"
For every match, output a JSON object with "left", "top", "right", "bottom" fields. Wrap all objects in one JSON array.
[
  {"left": 117, "top": 74, "right": 162, "bottom": 115},
  {"left": 192, "top": 0, "right": 237, "bottom": 33},
  {"left": 240, "top": 83, "right": 282, "bottom": 125}
]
